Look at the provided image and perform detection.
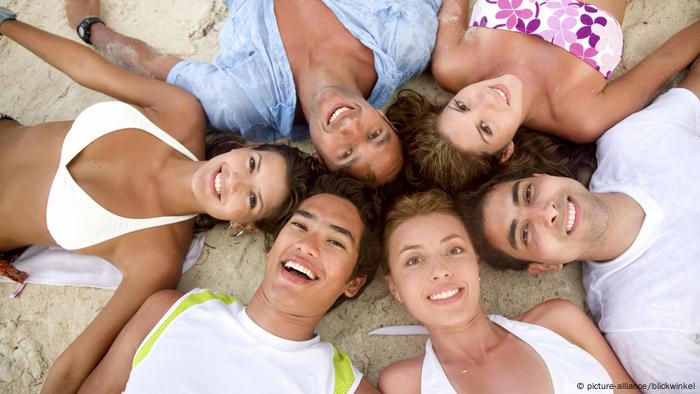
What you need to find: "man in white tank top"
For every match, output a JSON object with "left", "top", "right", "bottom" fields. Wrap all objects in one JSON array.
[
  {"left": 77, "top": 176, "right": 382, "bottom": 393},
  {"left": 461, "top": 65, "right": 700, "bottom": 392}
]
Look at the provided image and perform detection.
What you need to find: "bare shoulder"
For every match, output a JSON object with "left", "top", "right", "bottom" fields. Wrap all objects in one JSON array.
[
  {"left": 515, "top": 299, "right": 593, "bottom": 343},
  {"left": 140, "top": 94, "right": 207, "bottom": 159},
  {"left": 378, "top": 355, "right": 422, "bottom": 394}
]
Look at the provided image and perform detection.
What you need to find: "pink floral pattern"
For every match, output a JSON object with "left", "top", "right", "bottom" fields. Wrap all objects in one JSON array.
[{"left": 470, "top": 0, "right": 624, "bottom": 78}]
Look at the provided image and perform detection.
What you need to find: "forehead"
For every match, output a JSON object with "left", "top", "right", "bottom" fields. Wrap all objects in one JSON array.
[
  {"left": 482, "top": 180, "right": 519, "bottom": 237},
  {"left": 257, "top": 150, "right": 290, "bottom": 210},
  {"left": 352, "top": 129, "right": 403, "bottom": 184},
  {"left": 297, "top": 193, "right": 363, "bottom": 239},
  {"left": 390, "top": 212, "right": 471, "bottom": 249}
]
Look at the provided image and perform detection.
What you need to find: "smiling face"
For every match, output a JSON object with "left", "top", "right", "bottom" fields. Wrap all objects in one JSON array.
[
  {"left": 308, "top": 86, "right": 403, "bottom": 184},
  {"left": 437, "top": 74, "right": 524, "bottom": 155},
  {"left": 386, "top": 213, "right": 481, "bottom": 328},
  {"left": 260, "top": 193, "right": 366, "bottom": 317},
  {"left": 192, "top": 148, "right": 289, "bottom": 225},
  {"left": 482, "top": 175, "right": 609, "bottom": 265}
]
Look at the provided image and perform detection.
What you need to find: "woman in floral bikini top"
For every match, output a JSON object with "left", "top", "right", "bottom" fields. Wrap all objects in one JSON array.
[{"left": 386, "top": 0, "right": 699, "bottom": 191}]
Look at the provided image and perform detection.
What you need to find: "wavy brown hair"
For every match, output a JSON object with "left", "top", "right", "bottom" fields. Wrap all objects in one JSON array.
[{"left": 386, "top": 89, "right": 597, "bottom": 192}]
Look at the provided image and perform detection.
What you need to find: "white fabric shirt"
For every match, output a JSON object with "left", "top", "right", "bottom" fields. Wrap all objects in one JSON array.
[
  {"left": 583, "top": 88, "right": 700, "bottom": 389},
  {"left": 420, "top": 315, "right": 612, "bottom": 394},
  {"left": 125, "top": 288, "right": 363, "bottom": 394}
]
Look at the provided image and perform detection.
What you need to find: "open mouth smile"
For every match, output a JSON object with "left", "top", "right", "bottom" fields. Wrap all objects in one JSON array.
[
  {"left": 566, "top": 197, "right": 578, "bottom": 234},
  {"left": 327, "top": 105, "right": 352, "bottom": 126},
  {"left": 281, "top": 257, "right": 319, "bottom": 283},
  {"left": 427, "top": 287, "right": 463, "bottom": 303},
  {"left": 490, "top": 85, "right": 510, "bottom": 106}
]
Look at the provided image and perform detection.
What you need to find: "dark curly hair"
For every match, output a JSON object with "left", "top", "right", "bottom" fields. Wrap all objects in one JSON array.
[
  {"left": 386, "top": 89, "right": 597, "bottom": 192},
  {"left": 195, "top": 132, "right": 320, "bottom": 234}
]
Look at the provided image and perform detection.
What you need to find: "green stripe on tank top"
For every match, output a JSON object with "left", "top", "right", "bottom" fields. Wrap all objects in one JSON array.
[
  {"left": 333, "top": 347, "right": 356, "bottom": 394},
  {"left": 132, "top": 290, "right": 239, "bottom": 368}
]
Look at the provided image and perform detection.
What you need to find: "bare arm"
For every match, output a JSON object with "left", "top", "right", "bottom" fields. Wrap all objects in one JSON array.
[
  {"left": 377, "top": 357, "right": 422, "bottom": 394},
  {"left": 0, "top": 19, "right": 205, "bottom": 141},
  {"left": 78, "top": 290, "right": 183, "bottom": 393},
  {"left": 41, "top": 230, "right": 188, "bottom": 393},
  {"left": 570, "top": 20, "right": 700, "bottom": 142},
  {"left": 679, "top": 56, "right": 700, "bottom": 99},
  {"left": 355, "top": 377, "right": 381, "bottom": 394},
  {"left": 431, "top": 0, "right": 476, "bottom": 91},
  {"left": 523, "top": 300, "right": 640, "bottom": 394}
]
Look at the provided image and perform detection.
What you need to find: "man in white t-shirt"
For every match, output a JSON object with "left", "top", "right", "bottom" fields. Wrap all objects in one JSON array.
[
  {"left": 78, "top": 175, "right": 382, "bottom": 393},
  {"left": 459, "top": 65, "right": 700, "bottom": 391}
]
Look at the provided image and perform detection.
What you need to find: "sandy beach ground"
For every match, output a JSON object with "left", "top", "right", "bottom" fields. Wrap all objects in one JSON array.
[{"left": 1, "top": 1, "right": 698, "bottom": 391}]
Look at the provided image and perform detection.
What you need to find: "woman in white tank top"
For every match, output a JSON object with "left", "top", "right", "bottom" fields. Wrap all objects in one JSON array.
[
  {"left": 377, "top": 190, "right": 638, "bottom": 394},
  {"left": 0, "top": 14, "right": 317, "bottom": 393}
]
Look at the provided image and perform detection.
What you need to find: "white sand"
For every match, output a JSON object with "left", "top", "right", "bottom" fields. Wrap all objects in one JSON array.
[{"left": 0, "top": 0, "right": 698, "bottom": 391}]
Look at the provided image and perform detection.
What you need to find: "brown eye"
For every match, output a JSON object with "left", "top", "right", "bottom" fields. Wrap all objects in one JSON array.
[
  {"left": 249, "top": 156, "right": 256, "bottom": 173},
  {"left": 339, "top": 148, "right": 353, "bottom": 160},
  {"left": 368, "top": 129, "right": 382, "bottom": 140},
  {"left": 525, "top": 184, "right": 533, "bottom": 204},
  {"left": 455, "top": 100, "right": 467, "bottom": 111},
  {"left": 249, "top": 192, "right": 257, "bottom": 209},
  {"left": 521, "top": 224, "right": 530, "bottom": 246},
  {"left": 480, "top": 121, "right": 492, "bottom": 135}
]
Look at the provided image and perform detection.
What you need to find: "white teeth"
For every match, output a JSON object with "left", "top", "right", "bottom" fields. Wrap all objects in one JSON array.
[
  {"left": 329, "top": 106, "right": 350, "bottom": 124},
  {"left": 214, "top": 173, "right": 222, "bottom": 195},
  {"left": 566, "top": 201, "right": 575, "bottom": 233},
  {"left": 493, "top": 88, "right": 507, "bottom": 103},
  {"left": 429, "top": 288, "right": 459, "bottom": 301},
  {"left": 284, "top": 261, "right": 316, "bottom": 280}
]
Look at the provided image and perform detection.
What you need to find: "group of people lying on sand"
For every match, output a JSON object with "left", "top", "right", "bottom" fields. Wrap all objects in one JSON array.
[{"left": 0, "top": 0, "right": 698, "bottom": 392}]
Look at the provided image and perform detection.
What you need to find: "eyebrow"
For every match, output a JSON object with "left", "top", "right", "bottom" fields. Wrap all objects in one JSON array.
[
  {"left": 330, "top": 224, "right": 356, "bottom": 246},
  {"left": 398, "top": 234, "right": 462, "bottom": 255},
  {"left": 257, "top": 153, "right": 265, "bottom": 212},
  {"left": 441, "top": 234, "right": 461, "bottom": 243},
  {"left": 398, "top": 244, "right": 421, "bottom": 255},
  {"left": 295, "top": 210, "right": 356, "bottom": 245},
  {"left": 508, "top": 220, "right": 518, "bottom": 250},
  {"left": 475, "top": 125, "right": 488, "bottom": 144},
  {"left": 340, "top": 156, "right": 360, "bottom": 171},
  {"left": 508, "top": 181, "right": 521, "bottom": 250},
  {"left": 374, "top": 130, "right": 391, "bottom": 148},
  {"left": 512, "top": 181, "right": 521, "bottom": 207}
]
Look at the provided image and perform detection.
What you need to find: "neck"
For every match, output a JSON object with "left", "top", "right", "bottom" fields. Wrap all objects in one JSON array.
[
  {"left": 580, "top": 192, "right": 645, "bottom": 262},
  {"left": 245, "top": 287, "right": 320, "bottom": 341},
  {"left": 154, "top": 158, "right": 206, "bottom": 215},
  {"left": 426, "top": 310, "right": 506, "bottom": 365}
]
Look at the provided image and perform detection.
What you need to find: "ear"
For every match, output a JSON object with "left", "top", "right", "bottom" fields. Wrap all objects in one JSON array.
[
  {"left": 229, "top": 222, "right": 259, "bottom": 234},
  {"left": 526, "top": 263, "right": 563, "bottom": 275},
  {"left": 239, "top": 223, "right": 259, "bottom": 233},
  {"left": 384, "top": 275, "right": 402, "bottom": 303},
  {"left": 343, "top": 276, "right": 367, "bottom": 298},
  {"left": 499, "top": 141, "right": 515, "bottom": 163}
]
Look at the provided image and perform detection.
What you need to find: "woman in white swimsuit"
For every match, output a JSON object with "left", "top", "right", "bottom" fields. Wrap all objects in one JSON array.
[
  {"left": 0, "top": 13, "right": 317, "bottom": 393},
  {"left": 387, "top": 0, "right": 699, "bottom": 191},
  {"left": 378, "top": 190, "right": 638, "bottom": 393}
]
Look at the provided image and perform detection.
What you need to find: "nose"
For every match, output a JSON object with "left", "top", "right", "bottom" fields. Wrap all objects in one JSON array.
[
  {"left": 337, "top": 114, "right": 364, "bottom": 142},
  {"left": 294, "top": 233, "right": 320, "bottom": 259},
  {"left": 430, "top": 259, "right": 453, "bottom": 281},
  {"left": 532, "top": 200, "right": 558, "bottom": 227}
]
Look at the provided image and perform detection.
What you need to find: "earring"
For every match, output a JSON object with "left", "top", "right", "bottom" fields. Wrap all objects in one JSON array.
[{"left": 227, "top": 223, "right": 245, "bottom": 237}]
